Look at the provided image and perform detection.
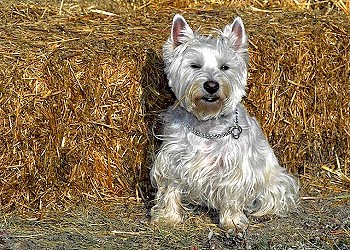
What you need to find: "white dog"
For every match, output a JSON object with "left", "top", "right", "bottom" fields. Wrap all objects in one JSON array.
[{"left": 150, "top": 14, "right": 299, "bottom": 230}]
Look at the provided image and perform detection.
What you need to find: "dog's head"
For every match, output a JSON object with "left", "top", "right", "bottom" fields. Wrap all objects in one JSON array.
[{"left": 163, "top": 14, "right": 248, "bottom": 121}]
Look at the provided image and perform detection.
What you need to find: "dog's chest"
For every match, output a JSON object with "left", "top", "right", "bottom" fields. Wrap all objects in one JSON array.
[
  {"left": 170, "top": 136, "right": 244, "bottom": 206},
  {"left": 164, "top": 106, "right": 247, "bottom": 186},
  {"left": 177, "top": 136, "right": 239, "bottom": 182}
]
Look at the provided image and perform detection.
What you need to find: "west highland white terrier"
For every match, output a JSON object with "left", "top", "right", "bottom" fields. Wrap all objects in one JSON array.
[{"left": 150, "top": 14, "right": 299, "bottom": 230}]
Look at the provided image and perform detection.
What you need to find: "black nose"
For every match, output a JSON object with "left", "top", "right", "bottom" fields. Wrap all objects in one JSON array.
[{"left": 203, "top": 81, "right": 219, "bottom": 94}]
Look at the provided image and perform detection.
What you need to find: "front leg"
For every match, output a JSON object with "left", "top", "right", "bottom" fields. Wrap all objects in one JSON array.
[
  {"left": 219, "top": 209, "right": 249, "bottom": 231},
  {"left": 151, "top": 185, "right": 183, "bottom": 224},
  {"left": 150, "top": 138, "right": 185, "bottom": 224}
]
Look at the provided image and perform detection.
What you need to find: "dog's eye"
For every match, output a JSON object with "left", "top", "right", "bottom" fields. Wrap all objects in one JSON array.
[
  {"left": 220, "top": 65, "right": 230, "bottom": 70},
  {"left": 190, "top": 64, "right": 201, "bottom": 69}
]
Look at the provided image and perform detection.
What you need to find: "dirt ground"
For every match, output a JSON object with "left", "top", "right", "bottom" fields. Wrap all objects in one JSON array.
[{"left": 0, "top": 198, "right": 349, "bottom": 250}]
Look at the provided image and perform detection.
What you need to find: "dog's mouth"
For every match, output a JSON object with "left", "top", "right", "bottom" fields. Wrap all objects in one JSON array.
[
  {"left": 201, "top": 95, "right": 219, "bottom": 103},
  {"left": 191, "top": 94, "right": 225, "bottom": 120}
]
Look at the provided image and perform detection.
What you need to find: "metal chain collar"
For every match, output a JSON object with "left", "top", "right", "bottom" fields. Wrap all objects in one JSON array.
[{"left": 185, "top": 110, "right": 242, "bottom": 140}]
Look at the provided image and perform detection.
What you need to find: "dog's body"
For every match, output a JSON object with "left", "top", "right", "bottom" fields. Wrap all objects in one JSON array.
[{"left": 150, "top": 14, "right": 299, "bottom": 230}]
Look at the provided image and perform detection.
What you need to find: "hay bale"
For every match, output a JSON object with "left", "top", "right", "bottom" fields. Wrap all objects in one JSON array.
[
  {"left": 0, "top": 1, "right": 349, "bottom": 212},
  {"left": 243, "top": 11, "right": 350, "bottom": 194},
  {"left": 0, "top": 2, "right": 161, "bottom": 211}
]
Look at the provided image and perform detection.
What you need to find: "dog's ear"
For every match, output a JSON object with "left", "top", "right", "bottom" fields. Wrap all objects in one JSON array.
[
  {"left": 223, "top": 17, "right": 247, "bottom": 51},
  {"left": 171, "top": 14, "right": 194, "bottom": 48}
]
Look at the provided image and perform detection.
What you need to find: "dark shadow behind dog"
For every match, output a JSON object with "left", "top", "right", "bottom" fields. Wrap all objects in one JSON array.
[{"left": 139, "top": 49, "right": 175, "bottom": 211}]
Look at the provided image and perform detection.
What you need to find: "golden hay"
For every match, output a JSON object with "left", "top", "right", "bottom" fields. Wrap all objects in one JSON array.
[
  {"left": 150, "top": 0, "right": 350, "bottom": 15},
  {"left": 0, "top": 1, "right": 349, "bottom": 213}
]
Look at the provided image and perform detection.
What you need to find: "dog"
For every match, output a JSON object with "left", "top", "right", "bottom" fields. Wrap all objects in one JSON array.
[{"left": 150, "top": 14, "right": 299, "bottom": 230}]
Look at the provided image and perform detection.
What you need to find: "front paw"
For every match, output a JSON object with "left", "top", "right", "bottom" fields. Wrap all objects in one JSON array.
[
  {"left": 151, "top": 205, "right": 183, "bottom": 224},
  {"left": 219, "top": 211, "right": 249, "bottom": 231}
]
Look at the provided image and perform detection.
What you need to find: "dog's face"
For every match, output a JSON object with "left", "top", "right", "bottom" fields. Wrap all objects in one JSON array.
[{"left": 163, "top": 15, "right": 248, "bottom": 121}]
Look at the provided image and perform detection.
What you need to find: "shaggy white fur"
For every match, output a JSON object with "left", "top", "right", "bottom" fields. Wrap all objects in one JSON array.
[{"left": 150, "top": 14, "right": 299, "bottom": 230}]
